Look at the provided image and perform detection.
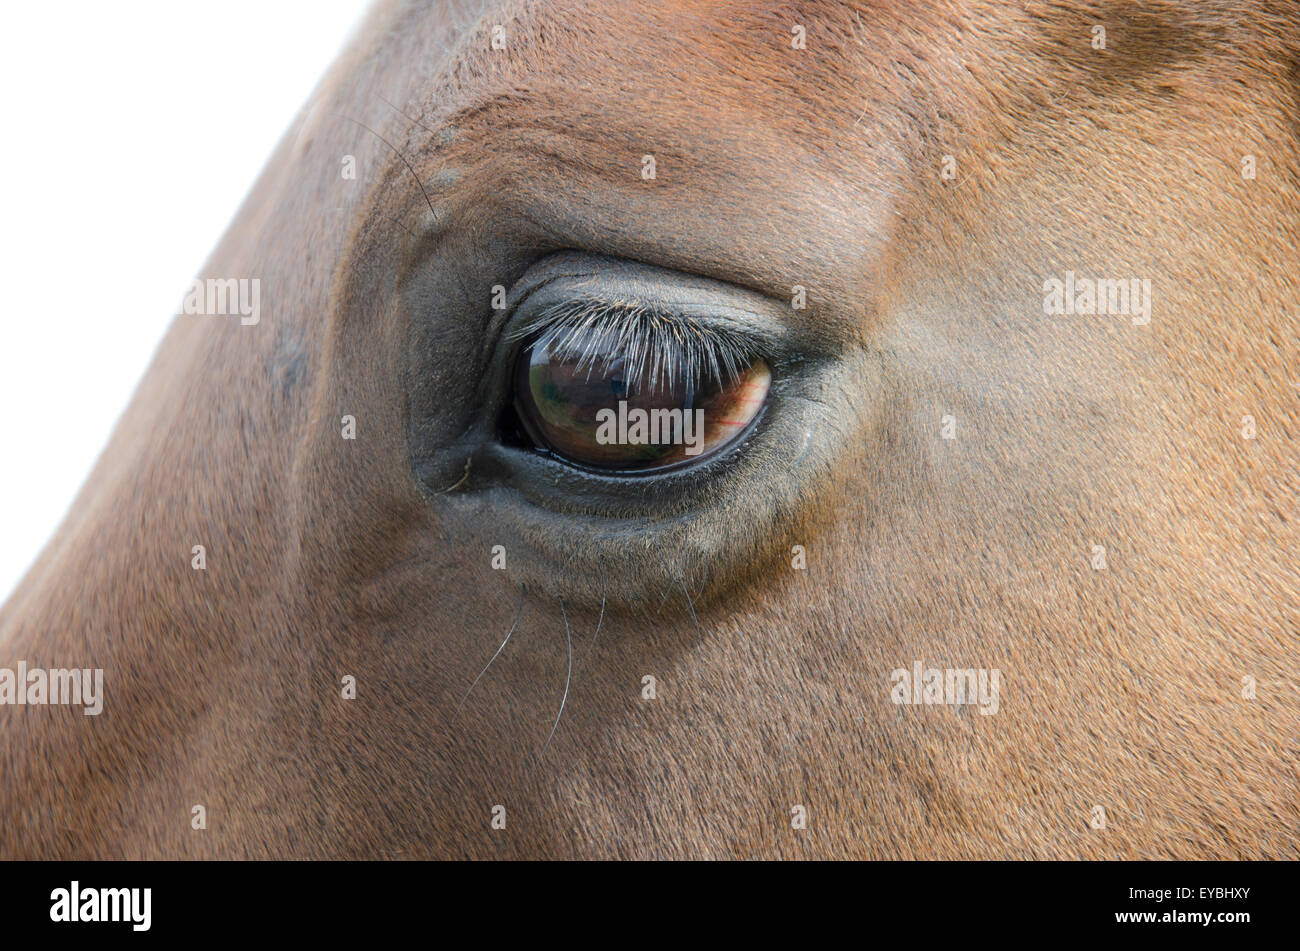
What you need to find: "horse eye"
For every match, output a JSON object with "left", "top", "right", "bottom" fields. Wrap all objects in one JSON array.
[{"left": 510, "top": 325, "right": 770, "bottom": 472}]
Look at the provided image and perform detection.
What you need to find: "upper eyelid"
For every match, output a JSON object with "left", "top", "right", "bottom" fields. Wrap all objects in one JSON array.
[
  {"left": 499, "top": 280, "right": 798, "bottom": 354},
  {"left": 477, "top": 252, "right": 810, "bottom": 395}
]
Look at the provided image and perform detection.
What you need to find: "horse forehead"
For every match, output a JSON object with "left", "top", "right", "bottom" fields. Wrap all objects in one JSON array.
[
  {"left": 418, "top": 0, "right": 1249, "bottom": 125},
  {"left": 370, "top": 1, "right": 962, "bottom": 304},
  {"left": 423, "top": 0, "right": 943, "bottom": 137},
  {"left": 398, "top": 0, "right": 1053, "bottom": 219}
]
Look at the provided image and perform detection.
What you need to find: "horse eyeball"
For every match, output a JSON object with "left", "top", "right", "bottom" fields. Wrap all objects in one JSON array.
[{"left": 511, "top": 328, "right": 770, "bottom": 472}]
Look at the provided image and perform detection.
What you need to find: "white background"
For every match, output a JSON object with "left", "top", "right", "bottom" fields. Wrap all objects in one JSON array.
[{"left": 0, "top": 1, "right": 372, "bottom": 603}]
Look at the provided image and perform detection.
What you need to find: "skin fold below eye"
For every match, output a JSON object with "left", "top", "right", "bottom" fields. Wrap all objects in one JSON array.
[{"left": 512, "top": 322, "right": 772, "bottom": 472}]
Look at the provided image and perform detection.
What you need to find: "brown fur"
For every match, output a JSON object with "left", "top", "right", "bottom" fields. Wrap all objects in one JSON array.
[{"left": 1, "top": 0, "right": 1296, "bottom": 858}]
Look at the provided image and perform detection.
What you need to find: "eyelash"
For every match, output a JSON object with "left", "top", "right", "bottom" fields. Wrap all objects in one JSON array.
[{"left": 508, "top": 298, "right": 761, "bottom": 396}]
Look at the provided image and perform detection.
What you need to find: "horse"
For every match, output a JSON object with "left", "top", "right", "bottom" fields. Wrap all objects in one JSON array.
[{"left": 1, "top": 0, "right": 1296, "bottom": 859}]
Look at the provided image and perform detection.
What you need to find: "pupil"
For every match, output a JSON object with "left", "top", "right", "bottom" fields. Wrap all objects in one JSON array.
[{"left": 605, "top": 355, "right": 630, "bottom": 399}]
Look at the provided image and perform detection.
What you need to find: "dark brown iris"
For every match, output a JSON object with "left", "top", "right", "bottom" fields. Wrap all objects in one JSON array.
[{"left": 512, "top": 327, "right": 769, "bottom": 472}]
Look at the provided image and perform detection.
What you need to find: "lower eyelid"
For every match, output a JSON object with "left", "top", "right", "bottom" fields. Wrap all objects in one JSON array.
[{"left": 434, "top": 361, "right": 850, "bottom": 606}]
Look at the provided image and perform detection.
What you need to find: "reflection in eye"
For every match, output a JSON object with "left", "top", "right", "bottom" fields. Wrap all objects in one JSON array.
[{"left": 509, "top": 303, "right": 771, "bottom": 472}]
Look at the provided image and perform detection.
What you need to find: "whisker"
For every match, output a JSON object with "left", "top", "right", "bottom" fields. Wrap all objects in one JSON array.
[
  {"left": 377, "top": 94, "right": 458, "bottom": 199},
  {"left": 660, "top": 552, "right": 706, "bottom": 660},
  {"left": 577, "top": 563, "right": 607, "bottom": 675},
  {"left": 332, "top": 113, "right": 438, "bottom": 222},
  {"left": 679, "top": 575, "right": 704, "bottom": 656},
  {"left": 377, "top": 94, "right": 436, "bottom": 138},
  {"left": 534, "top": 597, "right": 574, "bottom": 768},
  {"left": 452, "top": 585, "right": 525, "bottom": 722}
]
